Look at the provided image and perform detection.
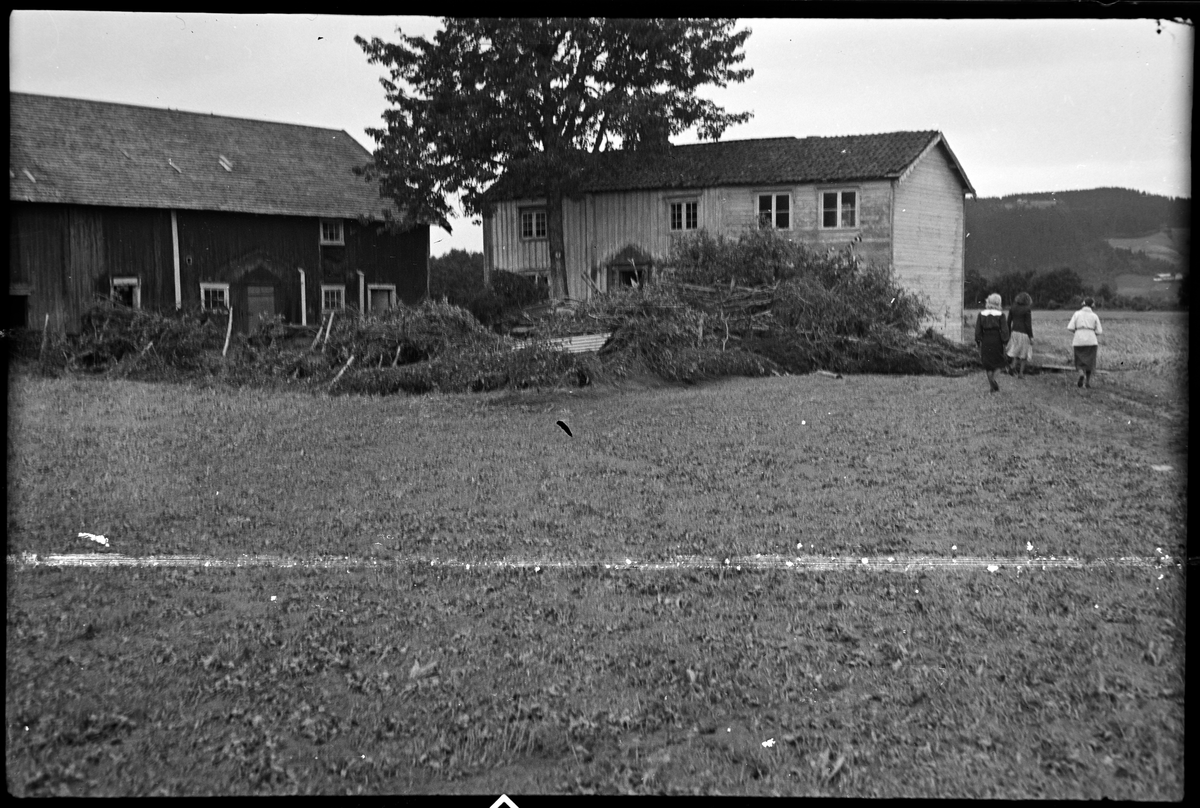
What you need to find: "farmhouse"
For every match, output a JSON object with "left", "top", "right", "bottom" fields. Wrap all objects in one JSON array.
[
  {"left": 483, "top": 131, "right": 975, "bottom": 336},
  {"left": 9, "top": 92, "right": 429, "bottom": 335}
]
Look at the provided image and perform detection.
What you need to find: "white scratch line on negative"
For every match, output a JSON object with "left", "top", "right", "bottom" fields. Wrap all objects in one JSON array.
[{"left": 6, "top": 553, "right": 1179, "bottom": 572}]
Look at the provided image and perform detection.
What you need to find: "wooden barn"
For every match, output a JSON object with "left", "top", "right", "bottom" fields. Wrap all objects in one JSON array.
[
  {"left": 482, "top": 131, "right": 975, "bottom": 337},
  {"left": 8, "top": 92, "right": 429, "bottom": 335}
]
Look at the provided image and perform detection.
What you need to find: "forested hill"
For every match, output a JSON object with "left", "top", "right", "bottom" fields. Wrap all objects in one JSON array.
[{"left": 965, "top": 188, "right": 1190, "bottom": 283}]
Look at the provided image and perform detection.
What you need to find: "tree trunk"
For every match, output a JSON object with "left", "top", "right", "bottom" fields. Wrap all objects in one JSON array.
[{"left": 545, "top": 189, "right": 569, "bottom": 300}]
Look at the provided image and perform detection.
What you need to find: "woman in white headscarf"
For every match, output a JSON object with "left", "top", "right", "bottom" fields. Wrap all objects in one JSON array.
[{"left": 974, "top": 293, "right": 1010, "bottom": 393}]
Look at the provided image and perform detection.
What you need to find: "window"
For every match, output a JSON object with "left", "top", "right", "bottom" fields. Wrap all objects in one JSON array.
[
  {"left": 7, "top": 294, "right": 29, "bottom": 330},
  {"left": 367, "top": 284, "right": 396, "bottom": 314},
  {"left": 520, "top": 208, "right": 547, "bottom": 240},
  {"left": 821, "top": 190, "right": 858, "bottom": 229},
  {"left": 669, "top": 200, "right": 699, "bottom": 232},
  {"left": 321, "top": 285, "right": 346, "bottom": 312},
  {"left": 616, "top": 267, "right": 649, "bottom": 288},
  {"left": 199, "top": 283, "right": 229, "bottom": 311},
  {"left": 111, "top": 276, "right": 141, "bottom": 309},
  {"left": 757, "top": 193, "right": 791, "bottom": 229},
  {"left": 319, "top": 219, "right": 344, "bottom": 245}
]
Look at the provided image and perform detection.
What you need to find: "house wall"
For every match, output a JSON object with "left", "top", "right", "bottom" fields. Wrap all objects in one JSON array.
[
  {"left": 484, "top": 156, "right": 966, "bottom": 338},
  {"left": 10, "top": 202, "right": 428, "bottom": 334},
  {"left": 891, "top": 143, "right": 966, "bottom": 336},
  {"left": 487, "top": 181, "right": 896, "bottom": 302}
]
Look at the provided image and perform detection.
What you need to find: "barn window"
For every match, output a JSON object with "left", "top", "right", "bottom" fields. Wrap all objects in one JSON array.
[
  {"left": 757, "top": 193, "right": 791, "bottom": 230},
  {"left": 821, "top": 190, "right": 858, "bottom": 229},
  {"left": 321, "top": 285, "right": 346, "bottom": 312},
  {"left": 7, "top": 294, "right": 29, "bottom": 330},
  {"left": 367, "top": 284, "right": 396, "bottom": 314},
  {"left": 111, "top": 276, "right": 141, "bottom": 309},
  {"left": 199, "top": 283, "right": 230, "bottom": 311},
  {"left": 520, "top": 208, "right": 547, "bottom": 240},
  {"left": 669, "top": 200, "right": 699, "bottom": 232},
  {"left": 319, "top": 219, "right": 345, "bottom": 246}
]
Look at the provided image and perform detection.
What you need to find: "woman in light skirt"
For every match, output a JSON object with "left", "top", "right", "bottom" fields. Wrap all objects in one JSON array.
[{"left": 1005, "top": 292, "right": 1034, "bottom": 379}]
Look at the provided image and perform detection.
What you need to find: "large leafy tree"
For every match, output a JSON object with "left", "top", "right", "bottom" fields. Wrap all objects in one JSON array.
[{"left": 355, "top": 18, "right": 754, "bottom": 299}]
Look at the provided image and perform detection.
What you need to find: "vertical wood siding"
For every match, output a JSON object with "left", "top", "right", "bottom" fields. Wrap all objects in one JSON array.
[
  {"left": 892, "top": 144, "right": 966, "bottom": 337},
  {"left": 342, "top": 221, "right": 428, "bottom": 306},
  {"left": 11, "top": 204, "right": 69, "bottom": 332},
  {"left": 484, "top": 161, "right": 964, "bottom": 339},
  {"left": 12, "top": 203, "right": 427, "bottom": 334},
  {"left": 178, "top": 210, "right": 316, "bottom": 330}
]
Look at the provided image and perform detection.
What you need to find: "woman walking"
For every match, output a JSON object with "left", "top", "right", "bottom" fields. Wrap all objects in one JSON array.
[
  {"left": 1067, "top": 296, "right": 1103, "bottom": 388},
  {"left": 975, "top": 293, "right": 1010, "bottom": 393},
  {"left": 1005, "top": 292, "right": 1035, "bottom": 378}
]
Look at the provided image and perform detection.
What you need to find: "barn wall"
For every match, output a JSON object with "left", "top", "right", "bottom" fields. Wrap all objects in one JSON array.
[
  {"left": 892, "top": 143, "right": 966, "bottom": 337},
  {"left": 10, "top": 202, "right": 173, "bottom": 334},
  {"left": 11, "top": 203, "right": 427, "bottom": 334},
  {"left": 331, "top": 220, "right": 429, "bottom": 312},
  {"left": 101, "top": 207, "right": 174, "bottom": 313},
  {"left": 177, "top": 210, "right": 316, "bottom": 328},
  {"left": 11, "top": 203, "right": 69, "bottom": 332}
]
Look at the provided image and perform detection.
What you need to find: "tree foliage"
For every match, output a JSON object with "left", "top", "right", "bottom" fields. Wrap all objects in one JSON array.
[{"left": 355, "top": 18, "right": 754, "bottom": 298}]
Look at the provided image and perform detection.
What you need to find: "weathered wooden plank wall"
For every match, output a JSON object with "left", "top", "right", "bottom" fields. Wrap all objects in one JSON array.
[
  {"left": 892, "top": 144, "right": 966, "bottom": 337},
  {"left": 12, "top": 203, "right": 428, "bottom": 333},
  {"left": 486, "top": 165, "right": 965, "bottom": 338}
]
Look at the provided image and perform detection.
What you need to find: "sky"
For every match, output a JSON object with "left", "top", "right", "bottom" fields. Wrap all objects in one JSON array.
[{"left": 9, "top": 12, "right": 1193, "bottom": 256}]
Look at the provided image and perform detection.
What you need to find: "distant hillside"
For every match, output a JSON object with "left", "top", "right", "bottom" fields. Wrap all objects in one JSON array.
[{"left": 965, "top": 188, "right": 1190, "bottom": 294}]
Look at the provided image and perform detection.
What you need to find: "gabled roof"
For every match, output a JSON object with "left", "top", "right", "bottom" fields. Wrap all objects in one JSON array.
[
  {"left": 9, "top": 92, "right": 410, "bottom": 222},
  {"left": 485, "top": 131, "right": 975, "bottom": 201}
]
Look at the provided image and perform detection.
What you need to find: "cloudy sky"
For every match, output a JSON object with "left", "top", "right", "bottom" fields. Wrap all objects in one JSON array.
[{"left": 9, "top": 12, "right": 1193, "bottom": 255}]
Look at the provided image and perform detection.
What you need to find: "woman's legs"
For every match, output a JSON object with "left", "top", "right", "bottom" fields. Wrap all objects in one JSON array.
[{"left": 987, "top": 369, "right": 999, "bottom": 392}]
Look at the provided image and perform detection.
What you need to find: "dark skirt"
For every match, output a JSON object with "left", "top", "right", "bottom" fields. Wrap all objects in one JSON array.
[
  {"left": 979, "top": 330, "right": 1007, "bottom": 370},
  {"left": 1074, "top": 345, "right": 1098, "bottom": 373}
]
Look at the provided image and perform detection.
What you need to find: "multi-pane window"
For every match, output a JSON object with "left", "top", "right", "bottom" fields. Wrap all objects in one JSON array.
[
  {"left": 821, "top": 190, "right": 858, "bottom": 229},
  {"left": 520, "top": 209, "right": 547, "bottom": 240},
  {"left": 669, "top": 201, "right": 699, "bottom": 231},
  {"left": 319, "top": 219, "right": 345, "bottom": 245},
  {"left": 321, "top": 285, "right": 346, "bottom": 312},
  {"left": 199, "top": 283, "right": 229, "bottom": 311},
  {"left": 757, "top": 193, "right": 791, "bottom": 229}
]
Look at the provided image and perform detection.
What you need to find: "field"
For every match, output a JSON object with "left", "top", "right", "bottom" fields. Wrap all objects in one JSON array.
[
  {"left": 6, "top": 311, "right": 1187, "bottom": 797},
  {"left": 962, "top": 309, "right": 1188, "bottom": 384},
  {"left": 1106, "top": 227, "right": 1188, "bottom": 267}
]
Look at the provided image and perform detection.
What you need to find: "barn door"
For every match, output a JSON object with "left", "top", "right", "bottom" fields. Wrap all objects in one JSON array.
[{"left": 247, "top": 285, "right": 275, "bottom": 323}]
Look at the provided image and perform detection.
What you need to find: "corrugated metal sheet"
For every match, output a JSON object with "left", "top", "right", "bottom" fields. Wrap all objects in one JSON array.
[{"left": 515, "top": 332, "right": 611, "bottom": 354}]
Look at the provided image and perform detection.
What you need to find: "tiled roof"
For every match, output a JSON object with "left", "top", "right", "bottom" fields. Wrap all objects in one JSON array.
[
  {"left": 485, "top": 131, "right": 974, "bottom": 201},
  {"left": 9, "top": 92, "right": 406, "bottom": 221}
]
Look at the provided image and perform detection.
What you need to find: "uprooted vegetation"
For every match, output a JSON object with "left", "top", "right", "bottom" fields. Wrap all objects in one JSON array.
[
  {"left": 530, "top": 230, "right": 979, "bottom": 380},
  {"left": 9, "top": 230, "right": 979, "bottom": 395}
]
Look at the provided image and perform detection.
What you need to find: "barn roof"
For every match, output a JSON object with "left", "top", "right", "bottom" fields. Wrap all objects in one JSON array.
[
  {"left": 8, "top": 92, "right": 410, "bottom": 222},
  {"left": 484, "top": 130, "right": 975, "bottom": 201}
]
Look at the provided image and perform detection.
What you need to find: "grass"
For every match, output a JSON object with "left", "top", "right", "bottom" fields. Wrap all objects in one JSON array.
[
  {"left": 961, "top": 309, "right": 1188, "bottom": 376},
  {"left": 6, "top": 352, "right": 1187, "bottom": 796}
]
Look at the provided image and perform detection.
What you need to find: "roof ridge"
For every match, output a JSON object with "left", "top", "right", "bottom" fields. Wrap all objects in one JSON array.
[{"left": 10, "top": 91, "right": 353, "bottom": 139}]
